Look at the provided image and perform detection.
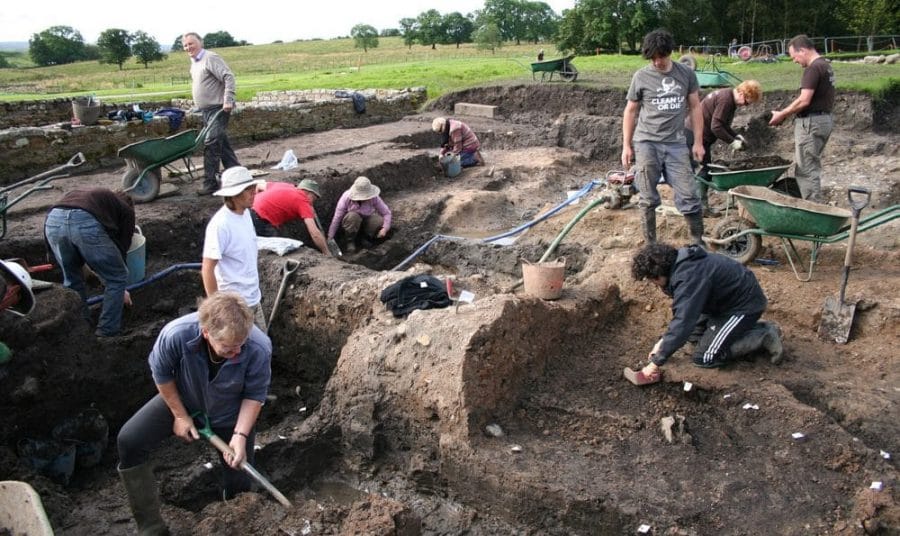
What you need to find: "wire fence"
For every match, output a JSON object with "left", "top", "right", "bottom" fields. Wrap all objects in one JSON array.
[{"left": 686, "top": 34, "right": 899, "bottom": 59}]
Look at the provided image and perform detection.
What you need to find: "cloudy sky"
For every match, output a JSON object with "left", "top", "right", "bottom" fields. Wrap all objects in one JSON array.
[{"left": 1, "top": 0, "right": 575, "bottom": 45}]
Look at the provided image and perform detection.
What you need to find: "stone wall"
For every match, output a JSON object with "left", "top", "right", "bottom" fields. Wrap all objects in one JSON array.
[{"left": 0, "top": 87, "right": 426, "bottom": 185}]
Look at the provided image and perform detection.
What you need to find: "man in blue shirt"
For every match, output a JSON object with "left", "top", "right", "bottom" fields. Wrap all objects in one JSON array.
[{"left": 116, "top": 292, "right": 272, "bottom": 534}]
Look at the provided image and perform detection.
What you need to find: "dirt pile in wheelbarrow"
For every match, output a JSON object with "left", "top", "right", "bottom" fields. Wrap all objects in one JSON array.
[{"left": 0, "top": 83, "right": 898, "bottom": 534}]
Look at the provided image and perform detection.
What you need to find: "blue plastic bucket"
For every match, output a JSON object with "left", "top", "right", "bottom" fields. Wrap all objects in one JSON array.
[
  {"left": 17, "top": 438, "right": 76, "bottom": 485},
  {"left": 440, "top": 154, "right": 462, "bottom": 178},
  {"left": 51, "top": 409, "right": 109, "bottom": 469},
  {"left": 126, "top": 226, "right": 145, "bottom": 285}
]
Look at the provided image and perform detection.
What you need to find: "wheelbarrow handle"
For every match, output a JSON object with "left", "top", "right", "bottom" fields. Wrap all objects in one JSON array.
[{"left": 847, "top": 186, "right": 870, "bottom": 214}]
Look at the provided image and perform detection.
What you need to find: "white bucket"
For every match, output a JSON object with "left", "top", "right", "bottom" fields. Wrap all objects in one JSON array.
[{"left": 126, "top": 226, "right": 146, "bottom": 285}]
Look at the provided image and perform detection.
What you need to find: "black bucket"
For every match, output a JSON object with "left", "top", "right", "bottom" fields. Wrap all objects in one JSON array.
[{"left": 51, "top": 409, "right": 109, "bottom": 469}]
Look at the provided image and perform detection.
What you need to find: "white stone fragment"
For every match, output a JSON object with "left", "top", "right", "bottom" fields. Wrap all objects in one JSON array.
[
  {"left": 880, "top": 450, "right": 891, "bottom": 460},
  {"left": 742, "top": 403, "right": 759, "bottom": 410},
  {"left": 683, "top": 382, "right": 693, "bottom": 392},
  {"left": 637, "top": 524, "right": 652, "bottom": 533},
  {"left": 203, "top": 462, "right": 214, "bottom": 469},
  {"left": 792, "top": 432, "right": 806, "bottom": 440},
  {"left": 510, "top": 444, "right": 523, "bottom": 453}
]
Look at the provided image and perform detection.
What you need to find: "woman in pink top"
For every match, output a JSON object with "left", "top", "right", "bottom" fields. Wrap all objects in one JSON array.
[
  {"left": 327, "top": 176, "right": 392, "bottom": 253},
  {"left": 432, "top": 117, "right": 484, "bottom": 167}
]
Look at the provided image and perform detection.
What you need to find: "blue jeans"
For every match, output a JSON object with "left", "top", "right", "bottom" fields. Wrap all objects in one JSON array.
[{"left": 44, "top": 208, "right": 128, "bottom": 336}]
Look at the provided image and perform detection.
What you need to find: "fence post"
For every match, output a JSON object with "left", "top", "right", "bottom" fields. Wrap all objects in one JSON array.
[{"left": 866, "top": 35, "right": 874, "bottom": 52}]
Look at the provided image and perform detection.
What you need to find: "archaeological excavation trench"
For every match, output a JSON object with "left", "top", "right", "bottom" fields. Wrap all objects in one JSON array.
[{"left": 1, "top": 85, "right": 898, "bottom": 534}]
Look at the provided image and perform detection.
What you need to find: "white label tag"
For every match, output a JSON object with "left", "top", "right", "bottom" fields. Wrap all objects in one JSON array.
[
  {"left": 420, "top": 281, "right": 428, "bottom": 288},
  {"left": 458, "top": 290, "right": 475, "bottom": 303}
]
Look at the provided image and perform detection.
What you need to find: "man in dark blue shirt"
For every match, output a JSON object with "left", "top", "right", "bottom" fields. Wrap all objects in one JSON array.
[{"left": 116, "top": 292, "right": 272, "bottom": 533}]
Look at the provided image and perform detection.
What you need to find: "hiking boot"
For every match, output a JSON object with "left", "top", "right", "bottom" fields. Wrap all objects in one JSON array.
[
  {"left": 764, "top": 322, "right": 784, "bottom": 364},
  {"left": 197, "top": 183, "right": 218, "bottom": 196}
]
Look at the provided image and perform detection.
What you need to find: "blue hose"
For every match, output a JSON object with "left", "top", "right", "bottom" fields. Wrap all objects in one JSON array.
[
  {"left": 86, "top": 262, "right": 201, "bottom": 305},
  {"left": 390, "top": 179, "right": 602, "bottom": 271},
  {"left": 482, "top": 179, "right": 602, "bottom": 243}
]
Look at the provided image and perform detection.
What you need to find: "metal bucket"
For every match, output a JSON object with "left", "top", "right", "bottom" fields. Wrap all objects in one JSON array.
[
  {"left": 439, "top": 153, "right": 462, "bottom": 178},
  {"left": 51, "top": 409, "right": 109, "bottom": 469},
  {"left": 72, "top": 98, "right": 102, "bottom": 126},
  {"left": 126, "top": 226, "right": 146, "bottom": 285},
  {"left": 521, "top": 257, "right": 566, "bottom": 300}
]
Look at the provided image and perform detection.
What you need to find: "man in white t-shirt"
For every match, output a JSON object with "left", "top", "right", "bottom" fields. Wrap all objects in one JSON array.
[{"left": 201, "top": 166, "right": 266, "bottom": 327}]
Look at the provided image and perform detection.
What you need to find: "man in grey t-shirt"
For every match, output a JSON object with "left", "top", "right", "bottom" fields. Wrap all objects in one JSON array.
[
  {"left": 183, "top": 32, "right": 241, "bottom": 196},
  {"left": 622, "top": 29, "right": 705, "bottom": 245}
]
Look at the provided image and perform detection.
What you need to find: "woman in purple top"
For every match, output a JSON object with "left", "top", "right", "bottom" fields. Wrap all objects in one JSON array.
[{"left": 327, "top": 176, "right": 392, "bottom": 253}]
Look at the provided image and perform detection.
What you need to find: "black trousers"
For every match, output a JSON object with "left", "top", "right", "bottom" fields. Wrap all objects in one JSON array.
[
  {"left": 117, "top": 394, "right": 254, "bottom": 496},
  {"left": 202, "top": 106, "right": 240, "bottom": 186}
]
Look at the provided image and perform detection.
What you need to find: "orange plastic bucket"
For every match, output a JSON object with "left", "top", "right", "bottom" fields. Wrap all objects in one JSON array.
[{"left": 521, "top": 257, "right": 565, "bottom": 300}]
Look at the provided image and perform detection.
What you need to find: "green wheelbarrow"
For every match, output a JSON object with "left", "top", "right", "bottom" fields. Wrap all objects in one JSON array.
[
  {"left": 530, "top": 55, "right": 578, "bottom": 82},
  {"left": 679, "top": 53, "right": 742, "bottom": 88},
  {"left": 706, "top": 185, "right": 900, "bottom": 281},
  {"left": 117, "top": 110, "right": 222, "bottom": 203}
]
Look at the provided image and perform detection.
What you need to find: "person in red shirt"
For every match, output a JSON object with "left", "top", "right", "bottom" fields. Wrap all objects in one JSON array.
[{"left": 250, "top": 179, "right": 331, "bottom": 256}]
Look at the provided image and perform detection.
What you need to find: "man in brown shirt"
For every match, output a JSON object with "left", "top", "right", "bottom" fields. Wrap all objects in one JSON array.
[{"left": 769, "top": 35, "right": 835, "bottom": 202}]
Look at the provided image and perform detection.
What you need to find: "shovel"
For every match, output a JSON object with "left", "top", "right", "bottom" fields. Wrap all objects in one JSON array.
[
  {"left": 193, "top": 413, "right": 292, "bottom": 508},
  {"left": 266, "top": 258, "right": 301, "bottom": 333},
  {"left": 818, "top": 187, "right": 870, "bottom": 344}
]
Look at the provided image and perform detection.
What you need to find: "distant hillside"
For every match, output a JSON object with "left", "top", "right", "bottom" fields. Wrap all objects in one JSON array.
[{"left": 0, "top": 42, "right": 28, "bottom": 52}]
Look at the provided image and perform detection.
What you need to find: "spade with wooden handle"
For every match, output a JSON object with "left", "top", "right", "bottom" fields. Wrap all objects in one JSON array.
[{"left": 818, "top": 187, "right": 870, "bottom": 344}]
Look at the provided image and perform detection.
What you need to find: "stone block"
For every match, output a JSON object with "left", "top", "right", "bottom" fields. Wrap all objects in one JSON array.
[{"left": 454, "top": 102, "right": 498, "bottom": 119}]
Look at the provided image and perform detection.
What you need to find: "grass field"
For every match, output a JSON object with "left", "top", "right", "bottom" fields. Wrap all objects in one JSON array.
[{"left": 0, "top": 36, "right": 897, "bottom": 103}]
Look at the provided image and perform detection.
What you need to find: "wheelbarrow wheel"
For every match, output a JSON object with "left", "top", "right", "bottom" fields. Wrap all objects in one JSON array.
[
  {"left": 710, "top": 216, "right": 761, "bottom": 265},
  {"left": 678, "top": 54, "right": 697, "bottom": 70},
  {"left": 122, "top": 165, "right": 161, "bottom": 204},
  {"left": 560, "top": 63, "right": 578, "bottom": 82}
]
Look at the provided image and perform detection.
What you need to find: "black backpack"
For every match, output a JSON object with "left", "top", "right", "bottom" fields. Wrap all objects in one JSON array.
[{"left": 379, "top": 275, "right": 451, "bottom": 318}]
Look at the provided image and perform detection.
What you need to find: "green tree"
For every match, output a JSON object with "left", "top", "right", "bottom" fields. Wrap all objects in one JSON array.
[
  {"left": 171, "top": 35, "right": 183, "bottom": 52},
  {"left": 521, "top": 1, "right": 559, "bottom": 44},
  {"left": 0, "top": 55, "right": 9, "bottom": 69},
  {"left": 442, "top": 12, "right": 475, "bottom": 47},
  {"left": 417, "top": 9, "right": 446, "bottom": 49},
  {"left": 203, "top": 31, "right": 242, "bottom": 48},
  {"left": 380, "top": 28, "right": 401, "bottom": 37},
  {"left": 132, "top": 31, "right": 166, "bottom": 68},
  {"left": 28, "top": 25, "right": 87, "bottom": 66},
  {"left": 350, "top": 24, "right": 379, "bottom": 52},
  {"left": 399, "top": 18, "right": 419, "bottom": 49},
  {"left": 482, "top": 0, "right": 527, "bottom": 44},
  {"left": 836, "top": 0, "right": 897, "bottom": 36},
  {"left": 556, "top": 0, "right": 658, "bottom": 55},
  {"left": 474, "top": 22, "right": 503, "bottom": 53},
  {"left": 97, "top": 28, "right": 132, "bottom": 70}
]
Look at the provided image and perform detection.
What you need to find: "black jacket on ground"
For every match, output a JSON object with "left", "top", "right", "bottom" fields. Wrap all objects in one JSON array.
[{"left": 654, "top": 246, "right": 767, "bottom": 365}]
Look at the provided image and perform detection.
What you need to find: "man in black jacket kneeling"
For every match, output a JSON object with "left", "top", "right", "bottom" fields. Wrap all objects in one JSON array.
[{"left": 626, "top": 243, "right": 783, "bottom": 385}]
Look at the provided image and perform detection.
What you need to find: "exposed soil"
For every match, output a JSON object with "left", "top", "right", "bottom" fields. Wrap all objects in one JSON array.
[{"left": 1, "top": 84, "right": 898, "bottom": 535}]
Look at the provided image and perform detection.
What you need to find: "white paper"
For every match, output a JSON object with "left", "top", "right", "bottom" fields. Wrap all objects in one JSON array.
[
  {"left": 871, "top": 481, "right": 883, "bottom": 491},
  {"left": 203, "top": 462, "right": 214, "bottom": 469},
  {"left": 420, "top": 281, "right": 428, "bottom": 288},
  {"left": 458, "top": 290, "right": 475, "bottom": 303},
  {"left": 792, "top": 432, "right": 805, "bottom": 440},
  {"left": 683, "top": 382, "right": 693, "bottom": 392},
  {"left": 880, "top": 450, "right": 891, "bottom": 460},
  {"left": 637, "top": 525, "right": 652, "bottom": 534},
  {"left": 742, "top": 403, "right": 759, "bottom": 410}
]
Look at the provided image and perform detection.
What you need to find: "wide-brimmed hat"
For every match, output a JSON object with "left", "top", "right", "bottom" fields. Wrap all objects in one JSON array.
[
  {"left": 214, "top": 167, "right": 264, "bottom": 197},
  {"left": 431, "top": 117, "right": 447, "bottom": 133},
  {"left": 348, "top": 176, "right": 380, "bottom": 201},
  {"left": 297, "top": 179, "right": 321, "bottom": 198},
  {"left": 0, "top": 259, "right": 35, "bottom": 317}
]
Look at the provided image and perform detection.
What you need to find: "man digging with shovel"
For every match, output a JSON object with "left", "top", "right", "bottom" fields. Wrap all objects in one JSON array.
[
  {"left": 625, "top": 243, "right": 783, "bottom": 385},
  {"left": 116, "top": 292, "right": 272, "bottom": 534}
]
